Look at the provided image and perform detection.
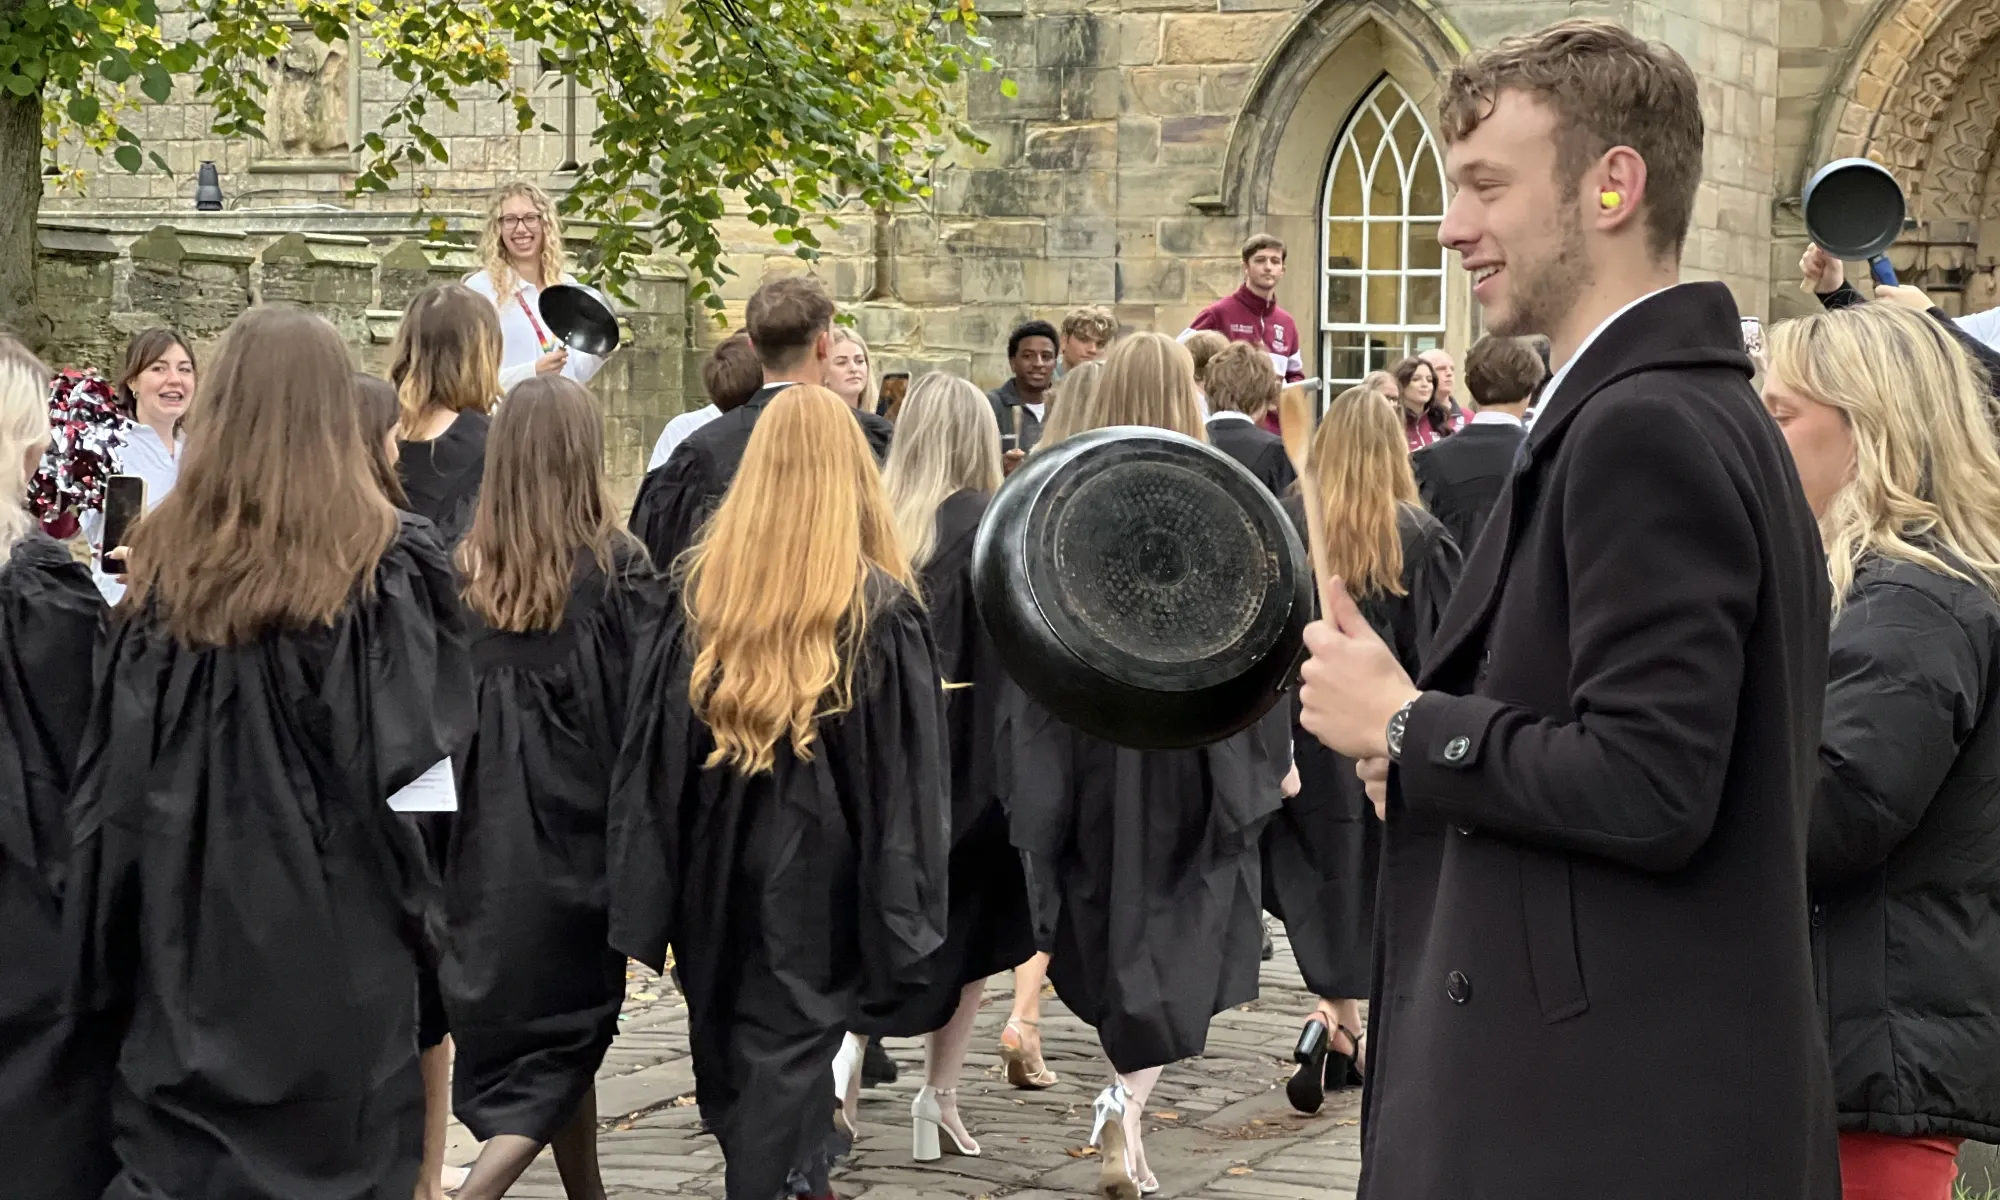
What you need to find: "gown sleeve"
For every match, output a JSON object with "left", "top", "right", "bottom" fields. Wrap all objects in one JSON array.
[
  {"left": 833, "top": 592, "right": 951, "bottom": 1014},
  {"left": 628, "top": 446, "right": 717, "bottom": 573},
  {"left": 1405, "top": 516, "right": 1464, "bottom": 669},
  {"left": 0, "top": 551, "right": 104, "bottom": 885},
  {"left": 605, "top": 598, "right": 693, "bottom": 972}
]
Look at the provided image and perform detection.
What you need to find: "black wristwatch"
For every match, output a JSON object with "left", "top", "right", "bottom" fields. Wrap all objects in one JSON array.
[{"left": 1385, "top": 696, "right": 1418, "bottom": 762}]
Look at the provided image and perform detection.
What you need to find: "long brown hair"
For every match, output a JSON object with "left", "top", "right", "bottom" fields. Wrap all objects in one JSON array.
[
  {"left": 1311, "top": 384, "right": 1422, "bottom": 599},
  {"left": 115, "top": 327, "right": 194, "bottom": 418},
  {"left": 353, "top": 374, "right": 408, "bottom": 508},
  {"left": 457, "top": 376, "right": 630, "bottom": 632},
  {"left": 390, "top": 284, "right": 501, "bottom": 438},
  {"left": 124, "top": 306, "right": 398, "bottom": 645},
  {"left": 683, "top": 385, "right": 915, "bottom": 775}
]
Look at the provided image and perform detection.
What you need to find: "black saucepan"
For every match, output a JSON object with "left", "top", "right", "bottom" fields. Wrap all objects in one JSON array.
[
  {"left": 1802, "top": 158, "right": 1907, "bottom": 288},
  {"left": 971, "top": 426, "right": 1310, "bottom": 749},
  {"left": 539, "top": 283, "right": 621, "bottom": 356}
]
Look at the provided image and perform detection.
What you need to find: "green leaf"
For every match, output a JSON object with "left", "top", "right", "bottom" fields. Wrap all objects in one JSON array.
[
  {"left": 67, "top": 95, "right": 101, "bottom": 124},
  {"left": 100, "top": 51, "right": 134, "bottom": 84},
  {"left": 114, "top": 144, "right": 143, "bottom": 172},
  {"left": 3, "top": 74, "right": 34, "bottom": 97},
  {"left": 148, "top": 151, "right": 173, "bottom": 174},
  {"left": 141, "top": 65, "right": 172, "bottom": 104},
  {"left": 999, "top": 77, "right": 1018, "bottom": 98}
]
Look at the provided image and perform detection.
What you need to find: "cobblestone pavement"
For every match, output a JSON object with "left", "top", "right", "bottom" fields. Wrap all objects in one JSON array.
[{"left": 447, "top": 927, "right": 1364, "bottom": 1198}]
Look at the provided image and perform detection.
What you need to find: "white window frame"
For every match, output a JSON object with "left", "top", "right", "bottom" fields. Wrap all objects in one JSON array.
[{"left": 1318, "top": 77, "right": 1449, "bottom": 389}]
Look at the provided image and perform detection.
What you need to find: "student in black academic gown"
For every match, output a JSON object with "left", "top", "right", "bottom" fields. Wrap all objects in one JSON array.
[
  {"left": 442, "top": 376, "right": 671, "bottom": 1200},
  {"left": 1267, "top": 384, "right": 1460, "bottom": 1115},
  {"left": 393, "top": 282, "right": 500, "bottom": 550},
  {"left": 1201, "top": 340, "right": 1296, "bottom": 496},
  {"left": 390, "top": 280, "right": 505, "bottom": 1199},
  {"left": 1409, "top": 335, "right": 1542, "bottom": 553},
  {"left": 62, "top": 305, "right": 475, "bottom": 1200},
  {"left": 608, "top": 384, "right": 948, "bottom": 1200},
  {"left": 869, "top": 372, "right": 1034, "bottom": 1160},
  {"left": 1002, "top": 332, "right": 1291, "bottom": 1198},
  {"left": 629, "top": 275, "right": 892, "bottom": 570},
  {"left": 0, "top": 336, "right": 113, "bottom": 1199}
]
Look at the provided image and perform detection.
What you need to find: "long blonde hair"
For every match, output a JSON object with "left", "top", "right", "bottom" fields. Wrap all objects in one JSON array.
[
  {"left": 479, "top": 180, "right": 568, "bottom": 302},
  {"left": 390, "top": 284, "right": 502, "bottom": 438},
  {"left": 1767, "top": 302, "right": 2000, "bottom": 608},
  {"left": 124, "top": 307, "right": 398, "bottom": 645},
  {"left": 1035, "top": 360, "right": 1102, "bottom": 449},
  {"left": 0, "top": 337, "right": 50, "bottom": 557},
  {"left": 828, "top": 328, "right": 879, "bottom": 412},
  {"left": 1311, "top": 384, "right": 1422, "bottom": 598},
  {"left": 457, "top": 376, "right": 632, "bottom": 632},
  {"left": 1064, "top": 332, "right": 1207, "bottom": 441},
  {"left": 683, "top": 385, "right": 916, "bottom": 774},
  {"left": 883, "top": 373, "right": 1002, "bottom": 568}
]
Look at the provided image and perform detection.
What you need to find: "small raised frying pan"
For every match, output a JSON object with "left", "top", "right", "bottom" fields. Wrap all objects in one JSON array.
[{"left": 1802, "top": 158, "right": 1907, "bottom": 288}]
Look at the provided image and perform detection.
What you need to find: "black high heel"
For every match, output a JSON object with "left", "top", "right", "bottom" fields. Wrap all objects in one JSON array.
[{"left": 1286, "top": 1015, "right": 1342, "bottom": 1114}]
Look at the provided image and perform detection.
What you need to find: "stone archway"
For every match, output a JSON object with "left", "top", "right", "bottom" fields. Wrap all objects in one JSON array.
[
  {"left": 1807, "top": 0, "right": 2000, "bottom": 311},
  {"left": 1203, "top": 0, "right": 1471, "bottom": 370}
]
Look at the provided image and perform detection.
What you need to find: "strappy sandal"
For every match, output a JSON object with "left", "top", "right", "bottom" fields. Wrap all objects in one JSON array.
[{"left": 999, "top": 1017, "right": 1059, "bottom": 1089}]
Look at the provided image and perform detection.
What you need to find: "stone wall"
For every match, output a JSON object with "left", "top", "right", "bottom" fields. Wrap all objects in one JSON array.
[
  {"left": 48, "top": 0, "right": 1988, "bottom": 381},
  {"left": 32, "top": 217, "right": 690, "bottom": 507}
]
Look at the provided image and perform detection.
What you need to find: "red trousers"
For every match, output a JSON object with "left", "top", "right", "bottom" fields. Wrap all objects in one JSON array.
[{"left": 1839, "top": 1131, "right": 1963, "bottom": 1200}]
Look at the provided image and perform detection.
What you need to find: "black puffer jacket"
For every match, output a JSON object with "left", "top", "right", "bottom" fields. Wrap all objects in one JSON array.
[{"left": 1810, "top": 552, "right": 2000, "bottom": 1142}]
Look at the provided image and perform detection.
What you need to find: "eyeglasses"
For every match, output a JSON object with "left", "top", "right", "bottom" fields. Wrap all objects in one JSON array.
[{"left": 499, "top": 214, "right": 542, "bottom": 232}]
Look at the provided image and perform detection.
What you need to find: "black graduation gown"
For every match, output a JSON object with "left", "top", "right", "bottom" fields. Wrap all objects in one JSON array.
[
  {"left": 859, "top": 491, "right": 1033, "bottom": 1037},
  {"left": 607, "top": 576, "right": 948, "bottom": 1200},
  {"left": 63, "top": 516, "right": 475, "bottom": 1200},
  {"left": 1002, "top": 678, "right": 1291, "bottom": 1073},
  {"left": 0, "top": 534, "right": 111, "bottom": 1199},
  {"left": 629, "top": 384, "right": 893, "bottom": 571},
  {"left": 397, "top": 409, "right": 490, "bottom": 549},
  {"left": 1262, "top": 502, "right": 1460, "bottom": 998},
  {"left": 442, "top": 548, "right": 672, "bottom": 1142}
]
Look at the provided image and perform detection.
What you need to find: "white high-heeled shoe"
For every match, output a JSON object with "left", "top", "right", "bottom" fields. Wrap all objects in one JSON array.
[
  {"left": 831, "top": 1033, "right": 864, "bottom": 1134},
  {"left": 910, "top": 1085, "right": 980, "bottom": 1161},
  {"left": 1088, "top": 1084, "right": 1141, "bottom": 1200}
]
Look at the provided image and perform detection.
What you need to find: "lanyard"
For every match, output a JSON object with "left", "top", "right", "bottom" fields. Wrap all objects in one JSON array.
[{"left": 514, "top": 287, "right": 554, "bottom": 352}]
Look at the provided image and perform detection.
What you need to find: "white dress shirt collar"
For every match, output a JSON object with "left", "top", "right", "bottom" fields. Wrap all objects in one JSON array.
[{"left": 1527, "top": 286, "right": 1673, "bottom": 432}]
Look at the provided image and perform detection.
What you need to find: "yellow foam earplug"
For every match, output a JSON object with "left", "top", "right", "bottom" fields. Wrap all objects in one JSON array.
[{"left": 1600, "top": 190, "right": 1622, "bottom": 209}]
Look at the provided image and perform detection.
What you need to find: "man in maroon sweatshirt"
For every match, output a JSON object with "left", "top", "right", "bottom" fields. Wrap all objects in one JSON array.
[{"left": 1181, "top": 234, "right": 1306, "bottom": 384}]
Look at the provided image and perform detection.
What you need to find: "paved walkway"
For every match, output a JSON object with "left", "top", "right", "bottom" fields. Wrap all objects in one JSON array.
[{"left": 448, "top": 928, "right": 1364, "bottom": 1198}]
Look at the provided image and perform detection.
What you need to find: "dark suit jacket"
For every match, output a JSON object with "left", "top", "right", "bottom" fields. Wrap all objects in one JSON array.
[
  {"left": 1205, "top": 415, "right": 1296, "bottom": 498},
  {"left": 1360, "top": 284, "right": 1839, "bottom": 1199},
  {"left": 1410, "top": 419, "right": 1523, "bottom": 553},
  {"left": 987, "top": 378, "right": 1046, "bottom": 452},
  {"left": 629, "top": 383, "right": 892, "bottom": 569}
]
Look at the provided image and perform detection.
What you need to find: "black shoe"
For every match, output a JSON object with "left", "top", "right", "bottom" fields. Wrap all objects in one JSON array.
[
  {"left": 1285, "top": 1017, "right": 1330, "bottom": 1114},
  {"left": 1261, "top": 921, "right": 1276, "bottom": 961},
  {"left": 862, "top": 1038, "right": 898, "bottom": 1087}
]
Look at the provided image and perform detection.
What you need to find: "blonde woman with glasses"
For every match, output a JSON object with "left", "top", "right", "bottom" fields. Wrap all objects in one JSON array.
[
  {"left": 466, "top": 180, "right": 609, "bottom": 392},
  {"left": 1763, "top": 302, "right": 2000, "bottom": 1199},
  {"left": 1002, "top": 331, "right": 1289, "bottom": 1198}
]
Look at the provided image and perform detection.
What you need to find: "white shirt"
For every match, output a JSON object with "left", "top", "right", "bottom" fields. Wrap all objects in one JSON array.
[
  {"left": 648, "top": 404, "right": 722, "bottom": 470},
  {"left": 87, "top": 422, "right": 181, "bottom": 604},
  {"left": 1208, "top": 410, "right": 1255, "bottom": 424},
  {"left": 1957, "top": 306, "right": 2000, "bottom": 351},
  {"left": 463, "top": 269, "right": 608, "bottom": 394},
  {"left": 1527, "top": 287, "right": 1671, "bottom": 432},
  {"left": 1469, "top": 410, "right": 1524, "bottom": 428}
]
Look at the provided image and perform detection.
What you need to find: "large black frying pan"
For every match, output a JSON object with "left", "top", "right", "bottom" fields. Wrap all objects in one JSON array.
[
  {"left": 1802, "top": 158, "right": 1907, "bottom": 288},
  {"left": 539, "top": 283, "right": 621, "bottom": 356},
  {"left": 971, "top": 426, "right": 1310, "bottom": 749}
]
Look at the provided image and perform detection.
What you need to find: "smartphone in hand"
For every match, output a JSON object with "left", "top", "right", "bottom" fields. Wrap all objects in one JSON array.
[{"left": 101, "top": 473, "right": 147, "bottom": 575}]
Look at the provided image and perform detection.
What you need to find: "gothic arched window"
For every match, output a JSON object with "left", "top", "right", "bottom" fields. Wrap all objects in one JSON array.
[{"left": 1319, "top": 77, "right": 1448, "bottom": 389}]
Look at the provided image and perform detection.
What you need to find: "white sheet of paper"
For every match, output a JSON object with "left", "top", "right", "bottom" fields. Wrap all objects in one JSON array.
[{"left": 387, "top": 758, "right": 458, "bottom": 813}]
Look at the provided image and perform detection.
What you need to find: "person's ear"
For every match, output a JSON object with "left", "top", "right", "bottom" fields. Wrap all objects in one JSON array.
[{"left": 814, "top": 329, "right": 832, "bottom": 362}]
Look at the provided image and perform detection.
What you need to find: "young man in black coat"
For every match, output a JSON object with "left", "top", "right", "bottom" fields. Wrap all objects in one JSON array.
[
  {"left": 1201, "top": 340, "right": 1296, "bottom": 497},
  {"left": 629, "top": 275, "right": 891, "bottom": 569},
  {"left": 1410, "top": 334, "right": 1542, "bottom": 552},
  {"left": 1297, "top": 19, "right": 1839, "bottom": 1200}
]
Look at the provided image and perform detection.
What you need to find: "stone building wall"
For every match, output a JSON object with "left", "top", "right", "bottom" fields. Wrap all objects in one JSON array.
[
  {"left": 40, "top": 0, "right": 2000, "bottom": 386},
  {"left": 32, "top": 217, "right": 690, "bottom": 507}
]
